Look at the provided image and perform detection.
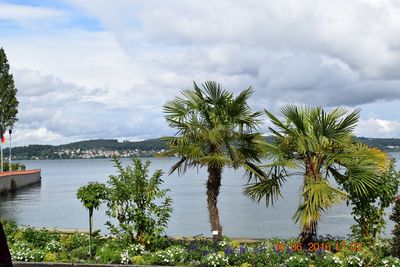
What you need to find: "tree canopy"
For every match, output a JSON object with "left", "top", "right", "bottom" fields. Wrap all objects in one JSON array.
[{"left": 0, "top": 47, "right": 18, "bottom": 134}]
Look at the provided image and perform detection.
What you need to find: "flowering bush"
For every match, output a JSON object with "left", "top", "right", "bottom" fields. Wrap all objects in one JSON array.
[
  {"left": 45, "top": 239, "right": 62, "bottom": 252},
  {"left": 314, "top": 252, "right": 343, "bottom": 267},
  {"left": 345, "top": 254, "right": 365, "bottom": 267},
  {"left": 285, "top": 254, "right": 309, "bottom": 267},
  {"left": 120, "top": 243, "right": 147, "bottom": 263},
  {"left": 377, "top": 256, "right": 400, "bottom": 267},
  {"left": 10, "top": 241, "right": 45, "bottom": 262},
  {"left": 5, "top": 221, "right": 400, "bottom": 266},
  {"left": 201, "top": 252, "right": 229, "bottom": 267},
  {"left": 127, "top": 243, "right": 146, "bottom": 255},
  {"left": 151, "top": 246, "right": 188, "bottom": 265}
]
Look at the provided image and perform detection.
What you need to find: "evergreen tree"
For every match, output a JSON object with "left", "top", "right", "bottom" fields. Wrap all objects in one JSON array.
[{"left": 0, "top": 47, "right": 19, "bottom": 172}]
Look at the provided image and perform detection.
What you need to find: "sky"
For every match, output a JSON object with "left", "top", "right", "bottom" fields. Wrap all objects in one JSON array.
[{"left": 1, "top": 0, "right": 400, "bottom": 146}]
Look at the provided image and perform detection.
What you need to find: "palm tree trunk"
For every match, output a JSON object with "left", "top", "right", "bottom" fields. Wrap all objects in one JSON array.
[
  {"left": 207, "top": 165, "right": 222, "bottom": 242},
  {"left": 300, "top": 220, "right": 317, "bottom": 246},
  {"left": 300, "top": 160, "right": 318, "bottom": 245}
]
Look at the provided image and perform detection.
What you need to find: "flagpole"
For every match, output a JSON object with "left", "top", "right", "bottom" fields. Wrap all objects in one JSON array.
[
  {"left": 9, "top": 129, "right": 12, "bottom": 170},
  {"left": 1, "top": 142, "right": 3, "bottom": 172}
]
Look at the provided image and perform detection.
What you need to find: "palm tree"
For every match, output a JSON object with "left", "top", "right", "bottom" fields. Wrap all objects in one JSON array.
[
  {"left": 245, "top": 105, "right": 388, "bottom": 244},
  {"left": 162, "top": 81, "right": 266, "bottom": 241}
]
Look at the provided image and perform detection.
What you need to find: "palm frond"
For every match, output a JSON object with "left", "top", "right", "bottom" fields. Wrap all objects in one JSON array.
[
  {"left": 293, "top": 180, "right": 347, "bottom": 227},
  {"left": 244, "top": 165, "right": 288, "bottom": 206}
]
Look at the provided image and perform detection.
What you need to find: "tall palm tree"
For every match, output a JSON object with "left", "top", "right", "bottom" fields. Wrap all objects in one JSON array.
[
  {"left": 162, "top": 81, "right": 266, "bottom": 241},
  {"left": 245, "top": 105, "right": 388, "bottom": 244}
]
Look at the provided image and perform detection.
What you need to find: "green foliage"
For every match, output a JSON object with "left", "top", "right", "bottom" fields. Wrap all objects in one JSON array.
[
  {"left": 162, "top": 81, "right": 266, "bottom": 239},
  {"left": 104, "top": 157, "right": 173, "bottom": 248},
  {"left": 244, "top": 105, "right": 388, "bottom": 243},
  {"left": 348, "top": 159, "right": 400, "bottom": 245},
  {"left": 377, "top": 256, "right": 400, "bottom": 267},
  {"left": 96, "top": 241, "right": 122, "bottom": 264},
  {"left": 21, "top": 227, "right": 58, "bottom": 249},
  {"left": 150, "top": 246, "right": 189, "bottom": 265},
  {"left": 162, "top": 81, "right": 265, "bottom": 175},
  {"left": 201, "top": 252, "right": 229, "bottom": 267},
  {"left": 43, "top": 252, "right": 57, "bottom": 262},
  {"left": 59, "top": 233, "right": 89, "bottom": 251},
  {"left": 5, "top": 221, "right": 400, "bottom": 266},
  {"left": 0, "top": 47, "right": 18, "bottom": 133},
  {"left": 3, "top": 161, "right": 25, "bottom": 171},
  {"left": 7, "top": 136, "right": 400, "bottom": 160},
  {"left": 77, "top": 182, "right": 106, "bottom": 255},
  {"left": 0, "top": 219, "right": 17, "bottom": 237},
  {"left": 284, "top": 254, "right": 310, "bottom": 267},
  {"left": 9, "top": 138, "right": 168, "bottom": 160},
  {"left": 76, "top": 182, "right": 106, "bottom": 212},
  {"left": 390, "top": 196, "right": 400, "bottom": 257}
]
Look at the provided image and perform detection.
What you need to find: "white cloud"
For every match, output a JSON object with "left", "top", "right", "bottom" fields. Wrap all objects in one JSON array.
[
  {"left": 11, "top": 127, "right": 66, "bottom": 146},
  {"left": 356, "top": 118, "right": 400, "bottom": 138},
  {"left": 2, "top": 0, "right": 400, "bottom": 144},
  {"left": 0, "top": 3, "right": 68, "bottom": 25}
]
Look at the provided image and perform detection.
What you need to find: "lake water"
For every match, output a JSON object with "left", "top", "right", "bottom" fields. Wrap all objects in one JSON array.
[{"left": 0, "top": 154, "right": 399, "bottom": 239}]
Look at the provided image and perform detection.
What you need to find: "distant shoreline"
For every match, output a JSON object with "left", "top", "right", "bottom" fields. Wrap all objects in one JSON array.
[{"left": 5, "top": 137, "right": 400, "bottom": 160}]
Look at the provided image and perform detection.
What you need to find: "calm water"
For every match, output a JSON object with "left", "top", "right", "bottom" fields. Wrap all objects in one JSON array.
[{"left": 0, "top": 154, "right": 399, "bottom": 239}]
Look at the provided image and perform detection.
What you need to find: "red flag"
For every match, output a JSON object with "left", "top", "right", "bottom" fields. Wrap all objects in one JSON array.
[{"left": 0, "top": 131, "right": 5, "bottom": 143}]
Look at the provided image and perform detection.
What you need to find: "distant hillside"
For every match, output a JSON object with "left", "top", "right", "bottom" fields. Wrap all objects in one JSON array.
[
  {"left": 7, "top": 138, "right": 168, "bottom": 160},
  {"left": 4, "top": 136, "right": 400, "bottom": 160},
  {"left": 357, "top": 137, "right": 400, "bottom": 152}
]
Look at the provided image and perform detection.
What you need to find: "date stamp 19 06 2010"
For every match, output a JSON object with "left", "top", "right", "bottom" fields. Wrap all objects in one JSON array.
[{"left": 274, "top": 241, "right": 363, "bottom": 253}]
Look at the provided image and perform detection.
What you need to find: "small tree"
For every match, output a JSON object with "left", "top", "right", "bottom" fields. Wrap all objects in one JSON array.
[
  {"left": 76, "top": 182, "right": 106, "bottom": 255},
  {"left": 390, "top": 196, "right": 400, "bottom": 257},
  {"left": 347, "top": 159, "right": 400, "bottom": 245},
  {"left": 162, "top": 81, "right": 265, "bottom": 241},
  {"left": 0, "top": 47, "right": 19, "bottom": 172},
  {"left": 245, "top": 106, "right": 387, "bottom": 245},
  {"left": 104, "top": 157, "right": 173, "bottom": 248}
]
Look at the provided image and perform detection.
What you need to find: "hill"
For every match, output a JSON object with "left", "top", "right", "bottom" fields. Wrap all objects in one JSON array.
[{"left": 4, "top": 137, "right": 400, "bottom": 160}]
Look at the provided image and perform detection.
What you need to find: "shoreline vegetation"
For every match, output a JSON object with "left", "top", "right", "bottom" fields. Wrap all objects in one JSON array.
[
  {"left": 4, "top": 137, "right": 400, "bottom": 161},
  {"left": 2, "top": 81, "right": 400, "bottom": 267},
  {"left": 3, "top": 220, "right": 399, "bottom": 266}
]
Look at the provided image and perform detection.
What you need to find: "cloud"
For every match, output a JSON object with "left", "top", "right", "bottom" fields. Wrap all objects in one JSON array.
[
  {"left": 0, "top": 2, "right": 68, "bottom": 26},
  {"left": 10, "top": 69, "right": 172, "bottom": 146},
  {"left": 11, "top": 127, "right": 66, "bottom": 146},
  {"left": 68, "top": 0, "right": 400, "bottom": 106},
  {"left": 2, "top": 0, "right": 400, "bottom": 144},
  {"left": 356, "top": 118, "right": 400, "bottom": 138}
]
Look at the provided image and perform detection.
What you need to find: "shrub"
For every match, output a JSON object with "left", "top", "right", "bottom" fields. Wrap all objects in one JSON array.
[
  {"left": 119, "top": 243, "right": 147, "bottom": 264},
  {"left": 69, "top": 246, "right": 92, "bottom": 262},
  {"left": 0, "top": 219, "right": 17, "bottom": 237},
  {"left": 21, "top": 227, "right": 57, "bottom": 249},
  {"left": 45, "top": 239, "right": 62, "bottom": 252},
  {"left": 3, "top": 162, "right": 26, "bottom": 171},
  {"left": 131, "top": 255, "right": 145, "bottom": 265},
  {"left": 104, "top": 157, "right": 173, "bottom": 249},
  {"left": 377, "top": 256, "right": 400, "bottom": 267},
  {"left": 43, "top": 252, "right": 57, "bottom": 262},
  {"left": 151, "top": 246, "right": 188, "bottom": 265},
  {"left": 390, "top": 196, "right": 400, "bottom": 257},
  {"left": 60, "top": 233, "right": 89, "bottom": 251},
  {"left": 285, "top": 254, "right": 310, "bottom": 267},
  {"left": 97, "top": 242, "right": 122, "bottom": 264},
  {"left": 201, "top": 252, "right": 229, "bottom": 267},
  {"left": 348, "top": 159, "right": 400, "bottom": 245},
  {"left": 10, "top": 241, "right": 44, "bottom": 262},
  {"left": 314, "top": 252, "right": 343, "bottom": 267}
]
